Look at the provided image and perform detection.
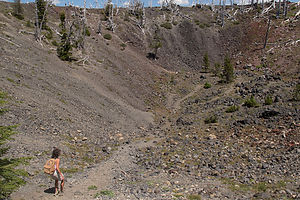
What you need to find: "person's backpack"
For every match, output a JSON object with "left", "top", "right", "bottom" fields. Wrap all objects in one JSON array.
[{"left": 44, "top": 158, "right": 56, "bottom": 174}]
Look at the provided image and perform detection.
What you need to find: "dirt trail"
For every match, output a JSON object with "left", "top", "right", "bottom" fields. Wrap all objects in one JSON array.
[
  {"left": 11, "top": 138, "right": 158, "bottom": 200},
  {"left": 172, "top": 84, "right": 203, "bottom": 111}
]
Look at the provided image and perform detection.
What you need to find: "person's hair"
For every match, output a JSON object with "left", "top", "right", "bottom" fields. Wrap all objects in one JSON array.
[{"left": 51, "top": 148, "right": 61, "bottom": 159}]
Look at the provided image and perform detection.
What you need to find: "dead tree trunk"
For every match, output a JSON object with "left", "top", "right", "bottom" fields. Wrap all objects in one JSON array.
[
  {"left": 34, "top": 0, "right": 49, "bottom": 43},
  {"left": 283, "top": 0, "right": 287, "bottom": 18},
  {"left": 221, "top": 0, "right": 225, "bottom": 27},
  {"left": 82, "top": 0, "right": 87, "bottom": 49},
  {"left": 276, "top": 0, "right": 281, "bottom": 18},
  {"left": 263, "top": 17, "right": 271, "bottom": 49}
]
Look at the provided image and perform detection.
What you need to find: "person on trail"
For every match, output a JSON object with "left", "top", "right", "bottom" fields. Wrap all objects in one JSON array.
[{"left": 50, "top": 147, "right": 65, "bottom": 195}]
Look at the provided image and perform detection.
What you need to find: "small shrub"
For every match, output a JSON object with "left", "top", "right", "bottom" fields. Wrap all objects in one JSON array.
[
  {"left": 199, "top": 24, "right": 205, "bottom": 29},
  {"left": 293, "top": 84, "right": 300, "bottom": 101},
  {"left": 84, "top": 27, "right": 91, "bottom": 36},
  {"left": 87, "top": 185, "right": 97, "bottom": 190},
  {"left": 160, "top": 22, "right": 172, "bottom": 29},
  {"left": 204, "top": 115, "right": 218, "bottom": 124},
  {"left": 25, "top": 20, "right": 32, "bottom": 28},
  {"left": 13, "top": 13, "right": 24, "bottom": 20},
  {"left": 226, "top": 105, "right": 239, "bottom": 113},
  {"left": 203, "top": 82, "right": 211, "bottom": 89},
  {"left": 120, "top": 43, "right": 126, "bottom": 50},
  {"left": 0, "top": 108, "right": 9, "bottom": 115},
  {"left": 264, "top": 95, "right": 273, "bottom": 105},
  {"left": 99, "top": 190, "right": 114, "bottom": 198},
  {"left": 172, "top": 21, "right": 178, "bottom": 25},
  {"left": 244, "top": 96, "right": 259, "bottom": 108},
  {"left": 44, "top": 30, "right": 53, "bottom": 40},
  {"left": 188, "top": 194, "right": 202, "bottom": 200},
  {"left": 51, "top": 40, "right": 58, "bottom": 46},
  {"left": 103, "top": 33, "right": 112, "bottom": 40},
  {"left": 203, "top": 53, "right": 210, "bottom": 72},
  {"left": 194, "top": 19, "right": 200, "bottom": 25}
]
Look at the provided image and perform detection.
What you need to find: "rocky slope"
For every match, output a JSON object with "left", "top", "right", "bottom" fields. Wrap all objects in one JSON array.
[{"left": 0, "top": 1, "right": 299, "bottom": 199}]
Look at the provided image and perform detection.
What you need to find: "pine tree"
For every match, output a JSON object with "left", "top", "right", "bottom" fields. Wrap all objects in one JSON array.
[
  {"left": 36, "top": 0, "right": 47, "bottom": 29},
  {"left": 57, "top": 12, "right": 72, "bottom": 61},
  {"left": 203, "top": 53, "right": 210, "bottom": 72},
  {"left": 222, "top": 55, "right": 234, "bottom": 83}
]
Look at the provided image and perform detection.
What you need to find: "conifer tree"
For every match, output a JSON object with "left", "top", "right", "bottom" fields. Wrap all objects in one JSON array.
[{"left": 222, "top": 55, "right": 234, "bottom": 83}]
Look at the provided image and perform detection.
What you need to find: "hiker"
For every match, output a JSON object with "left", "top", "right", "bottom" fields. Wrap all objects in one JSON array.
[{"left": 49, "top": 147, "right": 65, "bottom": 195}]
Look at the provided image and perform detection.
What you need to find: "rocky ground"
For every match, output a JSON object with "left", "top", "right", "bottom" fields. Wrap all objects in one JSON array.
[{"left": 0, "top": 1, "right": 299, "bottom": 200}]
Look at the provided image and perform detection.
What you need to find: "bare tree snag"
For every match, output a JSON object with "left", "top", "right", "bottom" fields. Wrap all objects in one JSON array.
[{"left": 277, "top": 0, "right": 281, "bottom": 18}]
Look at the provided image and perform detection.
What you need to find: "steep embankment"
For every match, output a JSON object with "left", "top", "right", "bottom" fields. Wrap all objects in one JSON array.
[{"left": 0, "top": 1, "right": 299, "bottom": 199}]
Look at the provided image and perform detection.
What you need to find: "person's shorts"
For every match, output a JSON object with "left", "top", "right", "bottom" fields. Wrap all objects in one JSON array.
[{"left": 50, "top": 170, "right": 64, "bottom": 181}]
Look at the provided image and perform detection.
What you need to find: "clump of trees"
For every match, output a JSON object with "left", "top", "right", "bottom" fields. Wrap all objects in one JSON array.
[{"left": 13, "top": 0, "right": 24, "bottom": 20}]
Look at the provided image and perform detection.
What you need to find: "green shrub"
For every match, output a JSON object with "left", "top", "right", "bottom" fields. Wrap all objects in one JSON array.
[
  {"left": 194, "top": 19, "right": 200, "bottom": 25},
  {"left": 13, "top": 13, "right": 24, "bottom": 20},
  {"left": 204, "top": 115, "right": 218, "bottom": 124},
  {"left": 188, "top": 194, "right": 202, "bottom": 200},
  {"left": 203, "top": 53, "right": 210, "bottom": 72},
  {"left": 120, "top": 43, "right": 126, "bottom": 50},
  {"left": 103, "top": 33, "right": 112, "bottom": 40},
  {"left": 44, "top": 29, "right": 53, "bottom": 40},
  {"left": 99, "top": 190, "right": 114, "bottom": 198},
  {"left": 244, "top": 96, "right": 259, "bottom": 108},
  {"left": 51, "top": 40, "right": 58, "bottom": 46},
  {"left": 226, "top": 105, "right": 239, "bottom": 113},
  {"left": 293, "top": 84, "right": 300, "bottom": 101},
  {"left": 264, "top": 95, "right": 273, "bottom": 105},
  {"left": 160, "top": 22, "right": 172, "bottom": 29},
  {"left": 0, "top": 126, "right": 30, "bottom": 199},
  {"left": 222, "top": 55, "right": 234, "bottom": 83},
  {"left": 203, "top": 82, "right": 211, "bottom": 89},
  {"left": 0, "top": 108, "right": 9, "bottom": 115},
  {"left": 88, "top": 185, "right": 97, "bottom": 190},
  {"left": 85, "top": 27, "right": 91, "bottom": 36},
  {"left": 172, "top": 21, "right": 178, "bottom": 25}
]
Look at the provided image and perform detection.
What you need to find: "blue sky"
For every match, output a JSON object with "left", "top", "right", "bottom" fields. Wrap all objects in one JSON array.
[{"left": 4, "top": 0, "right": 299, "bottom": 8}]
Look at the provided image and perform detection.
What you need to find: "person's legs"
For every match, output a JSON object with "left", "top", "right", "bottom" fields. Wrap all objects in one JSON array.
[
  {"left": 55, "top": 180, "right": 59, "bottom": 194},
  {"left": 60, "top": 180, "right": 64, "bottom": 193}
]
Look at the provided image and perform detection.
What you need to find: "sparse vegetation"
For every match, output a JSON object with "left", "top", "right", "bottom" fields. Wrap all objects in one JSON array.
[
  {"left": 203, "top": 82, "right": 211, "bottom": 89},
  {"left": 204, "top": 115, "right": 218, "bottom": 124},
  {"left": 103, "top": 33, "right": 112, "bottom": 40},
  {"left": 98, "top": 190, "right": 114, "bottom": 198},
  {"left": 244, "top": 96, "right": 259, "bottom": 108},
  {"left": 264, "top": 95, "right": 273, "bottom": 105},
  {"left": 226, "top": 105, "right": 239, "bottom": 113},
  {"left": 88, "top": 185, "right": 97, "bottom": 190},
  {"left": 160, "top": 22, "right": 172, "bottom": 29},
  {"left": 187, "top": 194, "right": 202, "bottom": 200},
  {"left": 293, "top": 84, "right": 300, "bottom": 101}
]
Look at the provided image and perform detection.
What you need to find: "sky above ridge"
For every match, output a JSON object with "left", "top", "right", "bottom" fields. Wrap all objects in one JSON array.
[{"left": 4, "top": 0, "right": 299, "bottom": 8}]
